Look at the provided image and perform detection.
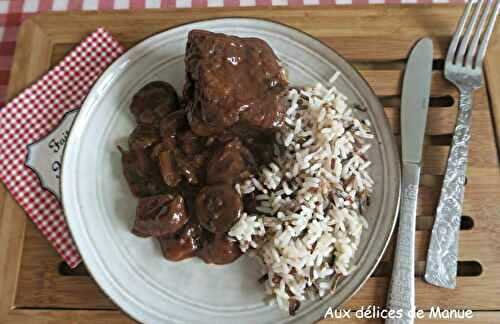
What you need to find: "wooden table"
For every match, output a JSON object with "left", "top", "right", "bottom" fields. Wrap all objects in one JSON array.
[{"left": 1, "top": 5, "right": 500, "bottom": 323}]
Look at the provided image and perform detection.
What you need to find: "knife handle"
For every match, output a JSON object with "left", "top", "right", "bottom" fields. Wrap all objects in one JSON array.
[
  {"left": 425, "top": 91, "right": 473, "bottom": 288},
  {"left": 386, "top": 163, "right": 419, "bottom": 324}
]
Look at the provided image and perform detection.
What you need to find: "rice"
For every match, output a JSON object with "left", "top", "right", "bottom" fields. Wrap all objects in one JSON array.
[{"left": 228, "top": 75, "right": 374, "bottom": 315}]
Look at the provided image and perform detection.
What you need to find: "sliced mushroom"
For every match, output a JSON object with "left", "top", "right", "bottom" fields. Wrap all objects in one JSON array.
[
  {"left": 158, "top": 150, "right": 181, "bottom": 187},
  {"left": 130, "top": 81, "right": 179, "bottom": 125},
  {"left": 196, "top": 184, "right": 242, "bottom": 233},
  {"left": 197, "top": 234, "right": 242, "bottom": 265},
  {"left": 174, "top": 149, "right": 199, "bottom": 185},
  {"left": 186, "top": 104, "right": 220, "bottom": 137},
  {"left": 132, "top": 194, "right": 189, "bottom": 237},
  {"left": 128, "top": 125, "right": 161, "bottom": 151},
  {"left": 158, "top": 221, "right": 203, "bottom": 261},
  {"left": 119, "top": 146, "right": 166, "bottom": 197},
  {"left": 205, "top": 138, "right": 255, "bottom": 184},
  {"left": 177, "top": 130, "right": 204, "bottom": 156},
  {"left": 119, "top": 146, "right": 149, "bottom": 180},
  {"left": 159, "top": 110, "right": 188, "bottom": 141}
]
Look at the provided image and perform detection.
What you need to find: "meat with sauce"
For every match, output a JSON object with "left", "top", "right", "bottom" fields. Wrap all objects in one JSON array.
[
  {"left": 197, "top": 234, "right": 242, "bottom": 265},
  {"left": 118, "top": 146, "right": 166, "bottom": 197},
  {"left": 128, "top": 125, "right": 161, "bottom": 151},
  {"left": 205, "top": 138, "right": 256, "bottom": 185},
  {"left": 184, "top": 30, "right": 288, "bottom": 136},
  {"left": 120, "top": 30, "right": 288, "bottom": 265},
  {"left": 132, "top": 194, "right": 189, "bottom": 237},
  {"left": 131, "top": 81, "right": 179, "bottom": 126},
  {"left": 196, "top": 184, "right": 242, "bottom": 233},
  {"left": 159, "top": 221, "right": 203, "bottom": 261}
]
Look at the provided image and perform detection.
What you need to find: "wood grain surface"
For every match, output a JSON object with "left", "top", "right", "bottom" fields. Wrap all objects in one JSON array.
[{"left": 1, "top": 5, "right": 499, "bottom": 323}]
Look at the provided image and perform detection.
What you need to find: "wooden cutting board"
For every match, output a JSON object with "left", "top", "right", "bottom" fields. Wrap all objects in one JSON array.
[{"left": 1, "top": 5, "right": 500, "bottom": 323}]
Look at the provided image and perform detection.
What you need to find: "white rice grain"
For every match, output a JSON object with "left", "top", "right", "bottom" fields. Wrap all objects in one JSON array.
[{"left": 229, "top": 78, "right": 373, "bottom": 314}]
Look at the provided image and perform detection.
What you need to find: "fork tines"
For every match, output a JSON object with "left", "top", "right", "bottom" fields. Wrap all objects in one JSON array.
[{"left": 447, "top": 0, "right": 500, "bottom": 69}]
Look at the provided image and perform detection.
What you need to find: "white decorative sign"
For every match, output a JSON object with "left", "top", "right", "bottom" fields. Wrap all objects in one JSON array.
[{"left": 25, "top": 109, "right": 79, "bottom": 200}]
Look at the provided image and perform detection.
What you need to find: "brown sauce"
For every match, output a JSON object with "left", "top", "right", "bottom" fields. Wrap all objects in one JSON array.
[{"left": 119, "top": 30, "right": 288, "bottom": 264}]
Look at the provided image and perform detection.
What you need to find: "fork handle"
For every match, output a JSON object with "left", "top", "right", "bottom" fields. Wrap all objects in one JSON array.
[{"left": 425, "top": 91, "right": 473, "bottom": 289}]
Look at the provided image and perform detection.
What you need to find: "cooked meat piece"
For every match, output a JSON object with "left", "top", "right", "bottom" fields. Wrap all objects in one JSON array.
[
  {"left": 242, "top": 192, "right": 258, "bottom": 214},
  {"left": 125, "top": 178, "right": 166, "bottom": 198},
  {"left": 140, "top": 179, "right": 168, "bottom": 197},
  {"left": 173, "top": 149, "right": 199, "bottom": 184},
  {"left": 158, "top": 150, "right": 181, "bottom": 187},
  {"left": 186, "top": 104, "right": 220, "bottom": 136},
  {"left": 184, "top": 30, "right": 288, "bottom": 134},
  {"left": 192, "top": 151, "right": 210, "bottom": 170},
  {"left": 128, "top": 125, "right": 161, "bottom": 151},
  {"left": 159, "top": 221, "right": 203, "bottom": 261},
  {"left": 119, "top": 146, "right": 153, "bottom": 180},
  {"left": 243, "top": 136, "right": 276, "bottom": 165},
  {"left": 162, "top": 137, "right": 177, "bottom": 152},
  {"left": 121, "top": 31, "right": 287, "bottom": 265},
  {"left": 159, "top": 110, "right": 189, "bottom": 140},
  {"left": 119, "top": 146, "right": 166, "bottom": 197},
  {"left": 132, "top": 194, "right": 189, "bottom": 237},
  {"left": 158, "top": 143, "right": 203, "bottom": 187},
  {"left": 121, "top": 171, "right": 168, "bottom": 198},
  {"left": 197, "top": 234, "right": 242, "bottom": 265},
  {"left": 167, "top": 195, "right": 189, "bottom": 230},
  {"left": 177, "top": 130, "right": 204, "bottom": 156},
  {"left": 130, "top": 81, "right": 179, "bottom": 125},
  {"left": 206, "top": 138, "right": 256, "bottom": 184},
  {"left": 177, "top": 186, "right": 199, "bottom": 218},
  {"left": 196, "top": 184, "right": 242, "bottom": 233},
  {"left": 150, "top": 142, "right": 166, "bottom": 160}
]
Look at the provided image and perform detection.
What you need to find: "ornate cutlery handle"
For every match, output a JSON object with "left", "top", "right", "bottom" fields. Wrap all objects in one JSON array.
[
  {"left": 386, "top": 163, "right": 419, "bottom": 324},
  {"left": 425, "top": 91, "right": 473, "bottom": 288}
]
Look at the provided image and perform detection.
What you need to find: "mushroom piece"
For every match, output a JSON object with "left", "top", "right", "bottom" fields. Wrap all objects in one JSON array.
[
  {"left": 196, "top": 184, "right": 242, "bottom": 233},
  {"left": 119, "top": 146, "right": 166, "bottom": 197},
  {"left": 174, "top": 149, "right": 199, "bottom": 185},
  {"left": 119, "top": 146, "right": 153, "bottom": 180},
  {"left": 177, "top": 130, "right": 204, "bottom": 157},
  {"left": 197, "top": 234, "right": 242, "bottom": 265},
  {"left": 158, "top": 150, "right": 181, "bottom": 187},
  {"left": 159, "top": 110, "right": 189, "bottom": 142},
  {"left": 186, "top": 104, "right": 220, "bottom": 137},
  {"left": 128, "top": 125, "right": 161, "bottom": 151},
  {"left": 132, "top": 194, "right": 189, "bottom": 237},
  {"left": 205, "top": 138, "right": 256, "bottom": 185},
  {"left": 158, "top": 221, "right": 203, "bottom": 261},
  {"left": 130, "top": 81, "right": 179, "bottom": 125}
]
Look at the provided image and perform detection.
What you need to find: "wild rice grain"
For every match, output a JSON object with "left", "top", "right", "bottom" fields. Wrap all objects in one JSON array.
[{"left": 229, "top": 77, "right": 373, "bottom": 314}]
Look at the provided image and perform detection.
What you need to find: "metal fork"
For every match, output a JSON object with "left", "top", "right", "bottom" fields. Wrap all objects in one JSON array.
[{"left": 425, "top": 0, "right": 500, "bottom": 289}]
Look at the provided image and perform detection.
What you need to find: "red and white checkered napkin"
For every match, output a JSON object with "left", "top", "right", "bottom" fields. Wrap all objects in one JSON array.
[{"left": 0, "top": 28, "right": 124, "bottom": 268}]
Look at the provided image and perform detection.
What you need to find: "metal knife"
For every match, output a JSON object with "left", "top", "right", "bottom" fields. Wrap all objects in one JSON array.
[{"left": 385, "top": 38, "right": 433, "bottom": 324}]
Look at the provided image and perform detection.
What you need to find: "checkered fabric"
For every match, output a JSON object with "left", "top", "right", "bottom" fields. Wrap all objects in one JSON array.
[
  {"left": 0, "top": 0, "right": 464, "bottom": 107},
  {"left": 0, "top": 28, "right": 124, "bottom": 268}
]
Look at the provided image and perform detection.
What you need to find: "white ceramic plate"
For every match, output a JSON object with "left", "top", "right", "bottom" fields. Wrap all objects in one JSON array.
[{"left": 62, "top": 18, "right": 400, "bottom": 324}]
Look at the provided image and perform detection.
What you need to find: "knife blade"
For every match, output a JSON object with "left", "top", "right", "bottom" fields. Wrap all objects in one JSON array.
[
  {"left": 386, "top": 38, "right": 433, "bottom": 324},
  {"left": 401, "top": 39, "right": 434, "bottom": 164}
]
